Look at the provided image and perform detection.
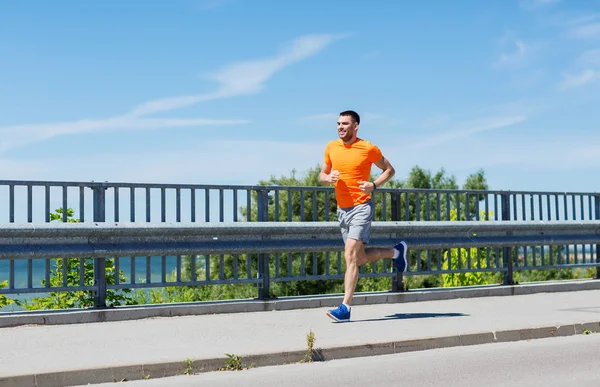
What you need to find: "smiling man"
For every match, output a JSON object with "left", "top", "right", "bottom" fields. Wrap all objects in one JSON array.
[{"left": 319, "top": 110, "right": 408, "bottom": 322}]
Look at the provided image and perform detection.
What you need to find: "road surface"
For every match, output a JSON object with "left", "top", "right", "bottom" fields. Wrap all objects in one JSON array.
[{"left": 79, "top": 334, "right": 600, "bottom": 387}]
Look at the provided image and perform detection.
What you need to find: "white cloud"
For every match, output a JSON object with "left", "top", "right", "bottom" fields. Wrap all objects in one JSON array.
[
  {"left": 519, "top": 0, "right": 560, "bottom": 9},
  {"left": 557, "top": 49, "right": 600, "bottom": 89},
  {"left": 0, "top": 117, "right": 247, "bottom": 151},
  {"left": 0, "top": 140, "right": 326, "bottom": 185},
  {"left": 387, "top": 130, "right": 600, "bottom": 180},
  {"left": 300, "top": 113, "right": 339, "bottom": 122},
  {"left": 202, "top": 34, "right": 349, "bottom": 96},
  {"left": 493, "top": 39, "right": 528, "bottom": 69},
  {"left": 578, "top": 49, "right": 600, "bottom": 66},
  {"left": 0, "top": 33, "right": 347, "bottom": 152},
  {"left": 561, "top": 14, "right": 599, "bottom": 27},
  {"left": 559, "top": 69, "right": 600, "bottom": 89},
  {"left": 118, "top": 33, "right": 349, "bottom": 118},
  {"left": 196, "top": 0, "right": 232, "bottom": 11},
  {"left": 413, "top": 115, "right": 527, "bottom": 148},
  {"left": 557, "top": 13, "right": 600, "bottom": 39},
  {"left": 570, "top": 22, "right": 600, "bottom": 39},
  {"left": 300, "top": 112, "right": 399, "bottom": 127}
]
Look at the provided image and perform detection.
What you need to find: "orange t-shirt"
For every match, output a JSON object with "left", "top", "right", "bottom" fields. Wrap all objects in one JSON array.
[{"left": 323, "top": 138, "right": 383, "bottom": 208}]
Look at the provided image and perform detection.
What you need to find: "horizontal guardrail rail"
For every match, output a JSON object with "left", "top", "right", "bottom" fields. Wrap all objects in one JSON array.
[
  {"left": 0, "top": 221, "right": 599, "bottom": 258},
  {"left": 1, "top": 221, "right": 599, "bottom": 308}
]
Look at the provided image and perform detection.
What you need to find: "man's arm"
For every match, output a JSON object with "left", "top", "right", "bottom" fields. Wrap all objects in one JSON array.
[
  {"left": 358, "top": 155, "right": 395, "bottom": 193},
  {"left": 319, "top": 162, "right": 339, "bottom": 185},
  {"left": 373, "top": 155, "right": 395, "bottom": 186}
]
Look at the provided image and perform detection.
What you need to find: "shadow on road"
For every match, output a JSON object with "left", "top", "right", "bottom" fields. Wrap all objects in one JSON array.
[{"left": 353, "top": 312, "right": 468, "bottom": 323}]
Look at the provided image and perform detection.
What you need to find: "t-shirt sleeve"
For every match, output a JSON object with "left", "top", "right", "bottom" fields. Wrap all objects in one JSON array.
[
  {"left": 323, "top": 143, "right": 331, "bottom": 165},
  {"left": 368, "top": 144, "right": 383, "bottom": 163}
]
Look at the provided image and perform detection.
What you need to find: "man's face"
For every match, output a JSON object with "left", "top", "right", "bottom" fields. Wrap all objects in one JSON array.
[{"left": 337, "top": 115, "right": 357, "bottom": 142}]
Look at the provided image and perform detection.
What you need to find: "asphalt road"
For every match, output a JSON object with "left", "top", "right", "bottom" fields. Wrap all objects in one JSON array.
[{"left": 80, "top": 334, "right": 600, "bottom": 387}]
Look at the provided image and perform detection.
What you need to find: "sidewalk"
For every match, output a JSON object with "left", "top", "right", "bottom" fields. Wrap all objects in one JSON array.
[{"left": 1, "top": 288, "right": 600, "bottom": 387}]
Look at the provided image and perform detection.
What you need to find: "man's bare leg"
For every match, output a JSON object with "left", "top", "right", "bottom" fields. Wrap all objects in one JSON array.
[{"left": 342, "top": 238, "right": 394, "bottom": 306}]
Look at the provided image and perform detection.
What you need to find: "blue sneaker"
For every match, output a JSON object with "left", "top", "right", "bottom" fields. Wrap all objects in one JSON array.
[
  {"left": 326, "top": 303, "right": 351, "bottom": 322},
  {"left": 393, "top": 241, "right": 408, "bottom": 272}
]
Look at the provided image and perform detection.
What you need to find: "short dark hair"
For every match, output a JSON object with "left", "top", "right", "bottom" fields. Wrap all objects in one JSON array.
[{"left": 339, "top": 110, "right": 360, "bottom": 125}]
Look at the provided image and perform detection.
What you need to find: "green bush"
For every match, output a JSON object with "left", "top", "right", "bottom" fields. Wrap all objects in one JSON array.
[
  {"left": 441, "top": 209, "right": 498, "bottom": 287},
  {"left": 21, "top": 208, "right": 135, "bottom": 310},
  {"left": 0, "top": 280, "right": 20, "bottom": 309}
]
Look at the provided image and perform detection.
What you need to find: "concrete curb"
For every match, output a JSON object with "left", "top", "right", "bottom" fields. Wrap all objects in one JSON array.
[
  {"left": 2, "top": 279, "right": 600, "bottom": 328},
  {"left": 2, "top": 320, "right": 599, "bottom": 387}
]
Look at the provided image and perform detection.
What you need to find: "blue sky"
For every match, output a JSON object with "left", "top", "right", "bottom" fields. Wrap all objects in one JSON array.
[{"left": 1, "top": 0, "right": 599, "bottom": 193}]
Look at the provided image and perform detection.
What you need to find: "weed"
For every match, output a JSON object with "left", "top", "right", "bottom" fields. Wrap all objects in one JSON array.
[
  {"left": 218, "top": 353, "right": 249, "bottom": 371},
  {"left": 184, "top": 358, "right": 193, "bottom": 375},
  {"left": 300, "top": 329, "right": 324, "bottom": 363}
]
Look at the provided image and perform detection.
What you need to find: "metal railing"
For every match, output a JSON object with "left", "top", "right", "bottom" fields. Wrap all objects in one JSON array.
[
  {"left": 1, "top": 180, "right": 599, "bottom": 224},
  {"left": 1, "top": 220, "right": 599, "bottom": 308},
  {"left": 0, "top": 180, "right": 599, "bottom": 309}
]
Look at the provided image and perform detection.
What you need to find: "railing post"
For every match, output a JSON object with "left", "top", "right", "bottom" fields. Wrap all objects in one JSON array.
[
  {"left": 391, "top": 192, "right": 404, "bottom": 292},
  {"left": 257, "top": 189, "right": 271, "bottom": 299},
  {"left": 595, "top": 195, "right": 600, "bottom": 280},
  {"left": 92, "top": 185, "right": 107, "bottom": 308},
  {"left": 501, "top": 193, "right": 514, "bottom": 285}
]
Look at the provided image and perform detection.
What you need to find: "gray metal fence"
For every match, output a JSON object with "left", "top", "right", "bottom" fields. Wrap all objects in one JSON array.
[
  {"left": 0, "top": 180, "right": 599, "bottom": 308},
  {"left": 1, "top": 219, "right": 599, "bottom": 307}
]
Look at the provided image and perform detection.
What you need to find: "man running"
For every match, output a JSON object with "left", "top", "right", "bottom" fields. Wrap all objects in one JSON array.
[{"left": 319, "top": 110, "right": 408, "bottom": 322}]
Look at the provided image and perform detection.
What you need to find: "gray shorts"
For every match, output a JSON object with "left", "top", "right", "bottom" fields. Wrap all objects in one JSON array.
[{"left": 337, "top": 201, "right": 374, "bottom": 244}]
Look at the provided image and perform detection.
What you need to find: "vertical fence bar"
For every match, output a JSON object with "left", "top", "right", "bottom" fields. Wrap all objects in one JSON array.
[
  {"left": 27, "top": 185, "right": 33, "bottom": 222},
  {"left": 146, "top": 188, "right": 151, "bottom": 222},
  {"left": 46, "top": 186, "right": 52, "bottom": 222},
  {"left": 274, "top": 190, "right": 280, "bottom": 221},
  {"left": 501, "top": 193, "right": 514, "bottom": 285},
  {"left": 257, "top": 189, "right": 270, "bottom": 299},
  {"left": 382, "top": 191, "right": 387, "bottom": 221},
  {"left": 247, "top": 190, "right": 252, "bottom": 222},
  {"left": 206, "top": 189, "right": 211, "bottom": 222},
  {"left": 191, "top": 189, "right": 196, "bottom": 222},
  {"left": 161, "top": 188, "right": 166, "bottom": 222},
  {"left": 493, "top": 194, "right": 498, "bottom": 220},
  {"left": 232, "top": 189, "right": 237, "bottom": 222},
  {"left": 287, "top": 191, "right": 292, "bottom": 221},
  {"left": 146, "top": 256, "right": 151, "bottom": 284},
  {"left": 311, "top": 189, "right": 317, "bottom": 221},
  {"left": 130, "top": 187, "right": 136, "bottom": 222},
  {"left": 93, "top": 185, "right": 107, "bottom": 308},
  {"left": 61, "top": 185, "right": 68, "bottom": 222},
  {"left": 595, "top": 196, "right": 600, "bottom": 279},
  {"left": 219, "top": 189, "right": 224, "bottom": 222},
  {"left": 45, "top": 185, "right": 52, "bottom": 289},
  {"left": 176, "top": 188, "right": 181, "bottom": 223},
  {"left": 9, "top": 184, "right": 15, "bottom": 223},
  {"left": 300, "top": 190, "right": 305, "bottom": 221},
  {"left": 79, "top": 186, "right": 85, "bottom": 222},
  {"left": 391, "top": 192, "right": 404, "bottom": 292}
]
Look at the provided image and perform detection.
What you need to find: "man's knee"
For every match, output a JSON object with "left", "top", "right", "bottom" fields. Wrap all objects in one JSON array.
[{"left": 344, "top": 238, "right": 364, "bottom": 264}]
